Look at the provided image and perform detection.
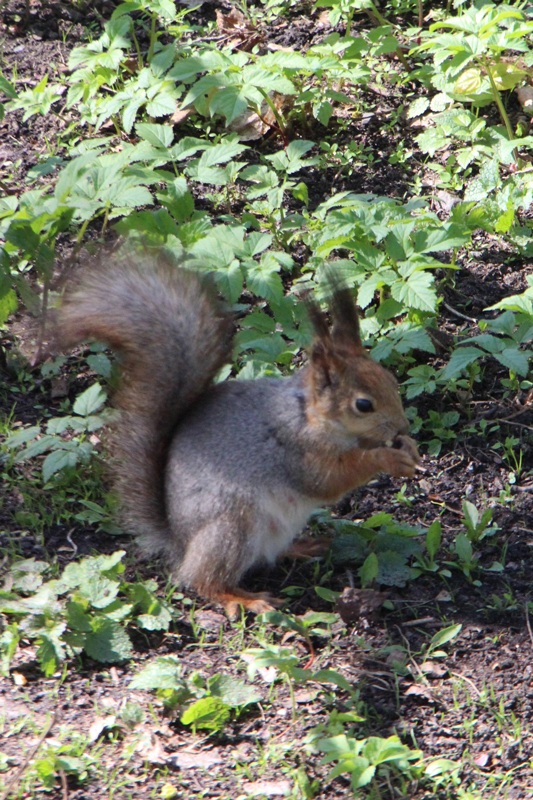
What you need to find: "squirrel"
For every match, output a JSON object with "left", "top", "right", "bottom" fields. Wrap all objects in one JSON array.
[{"left": 56, "top": 254, "right": 420, "bottom": 618}]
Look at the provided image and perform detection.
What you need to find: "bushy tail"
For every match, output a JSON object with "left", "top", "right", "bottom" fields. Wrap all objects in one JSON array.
[{"left": 56, "top": 254, "right": 233, "bottom": 551}]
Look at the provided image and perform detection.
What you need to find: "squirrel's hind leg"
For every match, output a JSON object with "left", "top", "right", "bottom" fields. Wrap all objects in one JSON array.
[{"left": 174, "top": 517, "right": 284, "bottom": 619}]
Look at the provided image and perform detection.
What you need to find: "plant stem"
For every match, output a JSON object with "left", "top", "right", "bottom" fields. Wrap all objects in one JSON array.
[
  {"left": 285, "top": 674, "right": 297, "bottom": 722},
  {"left": 130, "top": 18, "right": 143, "bottom": 69},
  {"left": 147, "top": 12, "right": 157, "bottom": 63},
  {"left": 256, "top": 88, "right": 287, "bottom": 139},
  {"left": 481, "top": 56, "right": 517, "bottom": 159}
]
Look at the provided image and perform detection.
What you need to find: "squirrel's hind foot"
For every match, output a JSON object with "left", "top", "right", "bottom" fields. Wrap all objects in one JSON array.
[
  {"left": 283, "top": 536, "right": 332, "bottom": 559},
  {"left": 206, "top": 588, "right": 284, "bottom": 620}
]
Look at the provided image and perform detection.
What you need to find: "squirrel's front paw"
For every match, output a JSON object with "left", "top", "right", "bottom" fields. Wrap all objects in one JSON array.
[{"left": 378, "top": 436, "right": 420, "bottom": 478}]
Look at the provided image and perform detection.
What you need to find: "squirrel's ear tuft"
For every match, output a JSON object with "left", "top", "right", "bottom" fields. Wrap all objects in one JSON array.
[
  {"left": 305, "top": 294, "right": 330, "bottom": 343},
  {"left": 328, "top": 280, "right": 363, "bottom": 354}
]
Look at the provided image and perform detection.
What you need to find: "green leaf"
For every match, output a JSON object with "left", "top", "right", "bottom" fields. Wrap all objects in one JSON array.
[
  {"left": 42, "top": 449, "right": 78, "bottom": 482},
  {"left": 440, "top": 346, "right": 483, "bottom": 380},
  {"left": 145, "top": 93, "right": 177, "bottom": 118},
  {"left": 181, "top": 696, "right": 231, "bottom": 731},
  {"left": 0, "top": 288, "right": 17, "bottom": 324},
  {"left": 462, "top": 500, "right": 479, "bottom": 531},
  {"left": 427, "top": 623, "right": 462, "bottom": 656},
  {"left": 214, "top": 260, "right": 243, "bottom": 304},
  {"left": 0, "top": 74, "right": 17, "bottom": 99},
  {"left": 391, "top": 271, "right": 437, "bottom": 313},
  {"left": 37, "top": 631, "right": 65, "bottom": 677},
  {"left": 315, "top": 586, "right": 341, "bottom": 603},
  {"left": 292, "top": 182, "right": 309, "bottom": 206},
  {"left": 73, "top": 383, "right": 107, "bottom": 416},
  {"left": 407, "top": 97, "right": 429, "bottom": 119},
  {"left": 208, "top": 675, "right": 260, "bottom": 707},
  {"left": 130, "top": 656, "right": 184, "bottom": 690},
  {"left": 135, "top": 123, "right": 174, "bottom": 148},
  {"left": 209, "top": 87, "right": 247, "bottom": 125},
  {"left": 495, "top": 348, "right": 530, "bottom": 376},
  {"left": 246, "top": 264, "right": 284, "bottom": 303},
  {"left": 455, "top": 532, "right": 473, "bottom": 564},
  {"left": 86, "top": 353, "right": 112, "bottom": 378},
  {"left": 454, "top": 67, "right": 482, "bottom": 95},
  {"left": 66, "top": 601, "right": 94, "bottom": 633},
  {"left": 84, "top": 618, "right": 133, "bottom": 662},
  {"left": 376, "top": 550, "right": 413, "bottom": 588},
  {"left": 425, "top": 520, "right": 441, "bottom": 560},
  {"left": 359, "top": 552, "right": 378, "bottom": 587}
]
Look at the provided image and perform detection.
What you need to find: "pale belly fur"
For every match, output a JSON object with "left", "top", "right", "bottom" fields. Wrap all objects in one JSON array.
[{"left": 248, "top": 489, "right": 318, "bottom": 565}]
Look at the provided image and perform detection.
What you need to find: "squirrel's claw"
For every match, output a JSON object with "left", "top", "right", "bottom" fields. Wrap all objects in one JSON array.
[{"left": 208, "top": 588, "right": 284, "bottom": 619}]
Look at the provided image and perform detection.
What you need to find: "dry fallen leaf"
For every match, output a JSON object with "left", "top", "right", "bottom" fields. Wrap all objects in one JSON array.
[
  {"left": 167, "top": 748, "right": 222, "bottom": 770},
  {"left": 135, "top": 732, "right": 168, "bottom": 764},
  {"left": 420, "top": 660, "right": 448, "bottom": 677},
  {"left": 404, "top": 683, "right": 436, "bottom": 703},
  {"left": 50, "top": 377, "right": 69, "bottom": 399},
  {"left": 335, "top": 587, "right": 388, "bottom": 624},
  {"left": 170, "top": 108, "right": 192, "bottom": 125},
  {"left": 516, "top": 84, "right": 533, "bottom": 117},
  {"left": 88, "top": 715, "right": 118, "bottom": 742},
  {"left": 242, "top": 779, "right": 292, "bottom": 797},
  {"left": 216, "top": 6, "right": 263, "bottom": 52}
]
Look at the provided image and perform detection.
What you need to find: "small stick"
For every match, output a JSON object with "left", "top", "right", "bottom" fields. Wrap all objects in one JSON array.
[
  {"left": 525, "top": 602, "right": 533, "bottom": 648},
  {"left": 442, "top": 301, "right": 477, "bottom": 324}
]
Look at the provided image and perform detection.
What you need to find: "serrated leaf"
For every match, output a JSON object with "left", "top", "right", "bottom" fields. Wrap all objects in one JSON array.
[
  {"left": 42, "top": 449, "right": 78, "bottom": 482},
  {"left": 84, "top": 618, "right": 133, "bottom": 662},
  {"left": 73, "top": 383, "right": 107, "bottom": 416},
  {"left": 209, "top": 86, "right": 248, "bottom": 124},
  {"left": 208, "top": 675, "right": 260, "bottom": 707},
  {"left": 146, "top": 93, "right": 177, "bottom": 118},
  {"left": 391, "top": 272, "right": 437, "bottom": 313},
  {"left": 0, "top": 288, "right": 17, "bottom": 324},
  {"left": 86, "top": 353, "right": 112, "bottom": 378},
  {"left": 135, "top": 123, "right": 174, "bottom": 148},
  {"left": 214, "top": 259, "right": 243, "bottom": 304},
  {"left": 37, "top": 631, "right": 66, "bottom": 677},
  {"left": 130, "top": 656, "right": 184, "bottom": 690},
  {"left": 440, "top": 346, "right": 483, "bottom": 380},
  {"left": 5, "top": 426, "right": 41, "bottom": 449},
  {"left": 246, "top": 264, "right": 284, "bottom": 302},
  {"left": 407, "top": 97, "right": 429, "bottom": 119},
  {"left": 495, "top": 347, "right": 530, "bottom": 376},
  {"left": 376, "top": 550, "right": 413, "bottom": 588}
]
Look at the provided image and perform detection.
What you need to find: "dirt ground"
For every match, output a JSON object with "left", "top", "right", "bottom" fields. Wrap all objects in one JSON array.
[{"left": 1, "top": 1, "right": 533, "bottom": 798}]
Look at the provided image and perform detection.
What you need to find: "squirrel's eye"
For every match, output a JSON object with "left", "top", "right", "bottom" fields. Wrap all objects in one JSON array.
[{"left": 355, "top": 398, "right": 374, "bottom": 413}]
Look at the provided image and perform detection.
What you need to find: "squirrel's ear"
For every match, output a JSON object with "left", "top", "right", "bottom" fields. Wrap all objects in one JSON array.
[
  {"left": 310, "top": 339, "right": 340, "bottom": 392},
  {"left": 330, "top": 286, "right": 364, "bottom": 355}
]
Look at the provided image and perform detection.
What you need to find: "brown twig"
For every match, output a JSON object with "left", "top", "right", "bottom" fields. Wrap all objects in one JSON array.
[
  {"left": 525, "top": 603, "right": 533, "bottom": 648},
  {"left": 60, "top": 769, "right": 68, "bottom": 800},
  {"left": 450, "top": 671, "right": 480, "bottom": 697}
]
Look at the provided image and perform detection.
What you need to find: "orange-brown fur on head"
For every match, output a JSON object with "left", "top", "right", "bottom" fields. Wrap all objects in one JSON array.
[{"left": 304, "top": 285, "right": 409, "bottom": 450}]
